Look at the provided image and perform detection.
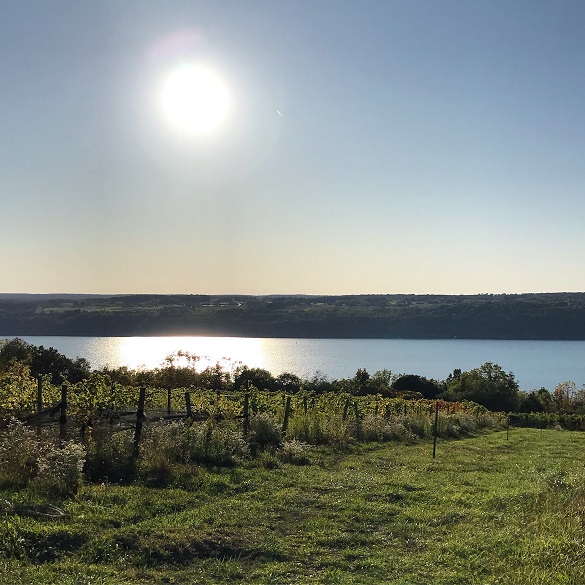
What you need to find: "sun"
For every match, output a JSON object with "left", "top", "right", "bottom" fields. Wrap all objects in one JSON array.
[{"left": 160, "top": 63, "right": 231, "bottom": 136}]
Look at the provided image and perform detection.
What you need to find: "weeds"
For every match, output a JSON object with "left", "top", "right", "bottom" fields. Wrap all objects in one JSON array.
[
  {"left": 0, "top": 420, "right": 85, "bottom": 497},
  {"left": 0, "top": 420, "right": 39, "bottom": 488},
  {"left": 278, "top": 439, "right": 311, "bottom": 465},
  {"left": 249, "top": 413, "right": 281, "bottom": 449},
  {"left": 84, "top": 428, "right": 136, "bottom": 484}
]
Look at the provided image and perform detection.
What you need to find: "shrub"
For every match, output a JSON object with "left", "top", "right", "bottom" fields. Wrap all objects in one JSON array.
[
  {"left": 0, "top": 419, "right": 85, "bottom": 497},
  {"left": 278, "top": 439, "right": 310, "bottom": 465},
  {"left": 85, "top": 427, "right": 136, "bottom": 484},
  {"left": 181, "top": 420, "right": 248, "bottom": 466},
  {"left": 360, "top": 414, "right": 415, "bottom": 443},
  {"left": 0, "top": 419, "right": 39, "bottom": 488},
  {"left": 404, "top": 413, "right": 432, "bottom": 438},
  {"left": 475, "top": 411, "right": 500, "bottom": 429},
  {"left": 287, "top": 413, "right": 355, "bottom": 447},
  {"left": 138, "top": 449, "right": 174, "bottom": 487},
  {"left": 0, "top": 364, "right": 38, "bottom": 413},
  {"left": 287, "top": 414, "right": 326, "bottom": 444},
  {"left": 258, "top": 450, "right": 280, "bottom": 469},
  {"left": 249, "top": 413, "right": 281, "bottom": 449},
  {"left": 137, "top": 420, "right": 248, "bottom": 471},
  {"left": 32, "top": 440, "right": 86, "bottom": 498},
  {"left": 453, "top": 413, "right": 478, "bottom": 434}
]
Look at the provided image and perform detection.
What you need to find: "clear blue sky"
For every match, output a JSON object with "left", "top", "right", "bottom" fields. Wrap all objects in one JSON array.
[{"left": 3, "top": 0, "right": 585, "bottom": 295}]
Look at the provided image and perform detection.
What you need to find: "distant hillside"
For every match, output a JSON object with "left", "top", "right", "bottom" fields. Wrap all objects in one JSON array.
[
  {"left": 1, "top": 292, "right": 585, "bottom": 339},
  {"left": 0, "top": 293, "right": 110, "bottom": 302}
]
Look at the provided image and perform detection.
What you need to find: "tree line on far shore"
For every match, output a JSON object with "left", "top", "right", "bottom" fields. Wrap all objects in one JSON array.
[
  {"left": 3, "top": 292, "right": 585, "bottom": 339},
  {"left": 0, "top": 337, "right": 582, "bottom": 414}
]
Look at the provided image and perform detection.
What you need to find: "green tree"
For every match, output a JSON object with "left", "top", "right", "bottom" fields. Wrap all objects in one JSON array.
[
  {"left": 352, "top": 368, "right": 371, "bottom": 395},
  {"left": 552, "top": 381, "right": 577, "bottom": 413},
  {"left": 445, "top": 362, "right": 520, "bottom": 412},
  {"left": 572, "top": 386, "right": 585, "bottom": 413},
  {"left": 370, "top": 369, "right": 398, "bottom": 397},
  {"left": 304, "top": 371, "right": 335, "bottom": 394},
  {"left": 0, "top": 338, "right": 90, "bottom": 384},
  {"left": 517, "top": 388, "right": 554, "bottom": 413},
  {"left": 199, "top": 363, "right": 232, "bottom": 392},
  {"left": 393, "top": 374, "right": 442, "bottom": 399},
  {"left": 534, "top": 387, "right": 555, "bottom": 412},
  {"left": 275, "top": 372, "right": 302, "bottom": 393},
  {"left": 234, "top": 366, "right": 276, "bottom": 392},
  {"left": 0, "top": 338, "right": 33, "bottom": 371},
  {"left": 31, "top": 345, "right": 90, "bottom": 384}
]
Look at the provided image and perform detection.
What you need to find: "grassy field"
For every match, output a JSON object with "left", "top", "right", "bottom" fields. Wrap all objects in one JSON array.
[{"left": 1, "top": 428, "right": 584, "bottom": 584}]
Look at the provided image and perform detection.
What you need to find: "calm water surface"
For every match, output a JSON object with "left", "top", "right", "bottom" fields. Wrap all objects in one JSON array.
[{"left": 3, "top": 336, "right": 585, "bottom": 391}]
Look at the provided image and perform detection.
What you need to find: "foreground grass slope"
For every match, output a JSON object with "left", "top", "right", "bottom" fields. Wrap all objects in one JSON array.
[{"left": 1, "top": 429, "right": 584, "bottom": 584}]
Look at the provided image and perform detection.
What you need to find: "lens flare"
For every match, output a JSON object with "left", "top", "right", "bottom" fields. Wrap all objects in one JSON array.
[{"left": 160, "top": 63, "right": 231, "bottom": 136}]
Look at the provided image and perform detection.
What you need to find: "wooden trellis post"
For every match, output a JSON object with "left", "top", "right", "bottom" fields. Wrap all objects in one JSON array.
[
  {"left": 243, "top": 393, "right": 250, "bottom": 436},
  {"left": 342, "top": 398, "right": 350, "bottom": 422},
  {"left": 282, "top": 396, "right": 292, "bottom": 435},
  {"left": 185, "top": 392, "right": 192, "bottom": 418},
  {"left": 37, "top": 377, "right": 43, "bottom": 413},
  {"left": 432, "top": 401, "right": 439, "bottom": 459},
  {"left": 132, "top": 388, "right": 146, "bottom": 460},
  {"left": 59, "top": 384, "right": 68, "bottom": 446}
]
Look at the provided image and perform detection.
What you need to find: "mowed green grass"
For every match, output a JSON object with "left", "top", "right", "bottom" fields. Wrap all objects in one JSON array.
[{"left": 1, "top": 429, "right": 584, "bottom": 584}]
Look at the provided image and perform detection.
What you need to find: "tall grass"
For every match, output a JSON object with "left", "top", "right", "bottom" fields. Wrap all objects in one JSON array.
[
  {"left": 0, "top": 404, "right": 504, "bottom": 491},
  {"left": 0, "top": 419, "right": 85, "bottom": 497},
  {"left": 287, "top": 408, "right": 503, "bottom": 447}
]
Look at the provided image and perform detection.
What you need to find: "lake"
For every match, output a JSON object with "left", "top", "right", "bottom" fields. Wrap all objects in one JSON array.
[{"left": 2, "top": 335, "right": 585, "bottom": 391}]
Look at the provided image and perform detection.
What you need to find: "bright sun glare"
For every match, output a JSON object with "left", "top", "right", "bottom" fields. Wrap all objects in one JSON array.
[{"left": 160, "top": 63, "right": 231, "bottom": 136}]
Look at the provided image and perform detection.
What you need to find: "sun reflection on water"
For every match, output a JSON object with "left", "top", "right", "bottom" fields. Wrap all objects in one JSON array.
[{"left": 116, "top": 336, "right": 267, "bottom": 371}]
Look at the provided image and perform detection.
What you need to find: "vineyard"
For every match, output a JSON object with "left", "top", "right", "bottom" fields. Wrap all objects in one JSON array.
[{"left": 0, "top": 362, "right": 509, "bottom": 496}]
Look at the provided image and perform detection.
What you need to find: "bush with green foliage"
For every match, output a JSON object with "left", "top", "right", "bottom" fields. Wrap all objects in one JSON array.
[
  {"left": 278, "top": 439, "right": 310, "bottom": 465},
  {"left": 0, "top": 419, "right": 39, "bottom": 488},
  {"left": 32, "top": 440, "right": 86, "bottom": 498},
  {"left": 234, "top": 366, "right": 276, "bottom": 392},
  {"left": 84, "top": 427, "right": 136, "bottom": 484},
  {"left": 0, "top": 419, "right": 85, "bottom": 497},
  {"left": 249, "top": 413, "right": 282, "bottom": 449},
  {"left": 443, "top": 362, "right": 520, "bottom": 412},
  {"left": 508, "top": 412, "right": 585, "bottom": 431},
  {"left": 360, "top": 414, "right": 416, "bottom": 443},
  {"left": 139, "top": 420, "right": 248, "bottom": 474}
]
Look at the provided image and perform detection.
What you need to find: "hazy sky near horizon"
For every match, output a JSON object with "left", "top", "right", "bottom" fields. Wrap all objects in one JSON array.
[{"left": 3, "top": 0, "right": 585, "bottom": 295}]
